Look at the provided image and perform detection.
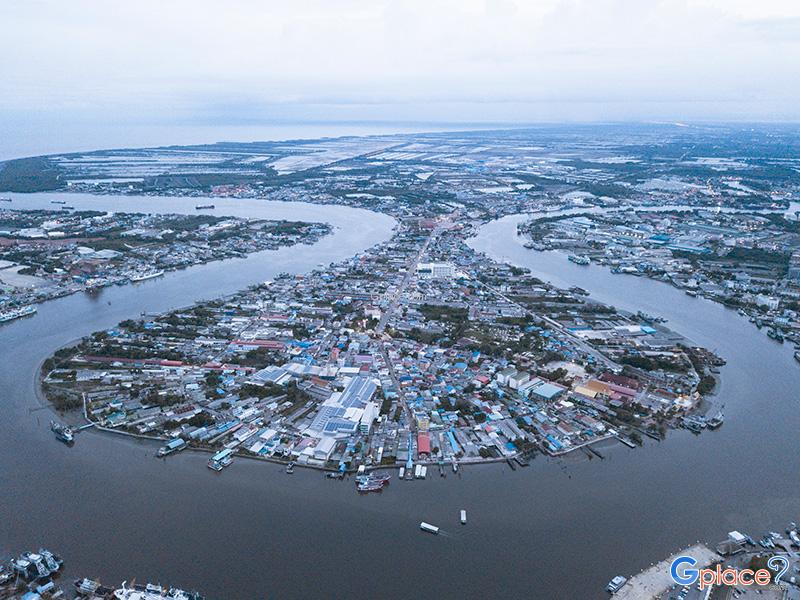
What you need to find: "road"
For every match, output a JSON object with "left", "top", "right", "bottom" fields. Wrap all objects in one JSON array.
[
  {"left": 375, "top": 225, "right": 438, "bottom": 334},
  {"left": 476, "top": 279, "right": 621, "bottom": 371}
]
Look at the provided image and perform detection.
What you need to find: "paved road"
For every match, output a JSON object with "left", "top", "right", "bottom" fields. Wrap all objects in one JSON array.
[
  {"left": 375, "top": 226, "right": 438, "bottom": 334},
  {"left": 476, "top": 279, "right": 621, "bottom": 371}
]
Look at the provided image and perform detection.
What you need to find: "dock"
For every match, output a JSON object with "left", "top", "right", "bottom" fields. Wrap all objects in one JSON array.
[
  {"left": 613, "top": 544, "right": 721, "bottom": 599},
  {"left": 615, "top": 435, "right": 637, "bottom": 449}
]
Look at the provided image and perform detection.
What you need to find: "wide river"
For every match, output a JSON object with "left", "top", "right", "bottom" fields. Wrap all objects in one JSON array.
[{"left": 1, "top": 193, "right": 799, "bottom": 599}]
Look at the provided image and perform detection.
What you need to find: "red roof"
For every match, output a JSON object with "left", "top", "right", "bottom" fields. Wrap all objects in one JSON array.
[
  {"left": 231, "top": 339, "right": 284, "bottom": 349},
  {"left": 417, "top": 433, "right": 431, "bottom": 455}
]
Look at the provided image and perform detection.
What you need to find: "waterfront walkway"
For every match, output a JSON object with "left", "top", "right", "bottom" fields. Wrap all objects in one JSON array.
[{"left": 615, "top": 544, "right": 721, "bottom": 600}]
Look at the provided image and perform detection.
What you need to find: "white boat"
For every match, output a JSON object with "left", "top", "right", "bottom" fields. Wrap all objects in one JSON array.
[
  {"left": 420, "top": 522, "right": 439, "bottom": 535},
  {"left": 606, "top": 575, "right": 627, "bottom": 593},
  {"left": 398, "top": 466, "right": 405, "bottom": 479},
  {"left": 460, "top": 510, "right": 467, "bottom": 524},
  {"left": 113, "top": 581, "right": 203, "bottom": 599},
  {"left": 131, "top": 270, "right": 165, "bottom": 282}
]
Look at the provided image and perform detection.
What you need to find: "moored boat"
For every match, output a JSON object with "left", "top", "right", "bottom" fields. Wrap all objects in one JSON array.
[
  {"left": 51, "top": 420, "right": 74, "bottom": 444},
  {"left": 0, "top": 305, "right": 37, "bottom": 323},
  {"left": 707, "top": 411, "right": 724, "bottom": 429},
  {"left": 75, "top": 577, "right": 114, "bottom": 597},
  {"left": 606, "top": 575, "right": 627, "bottom": 593},
  {"left": 131, "top": 270, "right": 165, "bottom": 283},
  {"left": 568, "top": 254, "right": 590, "bottom": 265},
  {"left": 357, "top": 481, "right": 383, "bottom": 493}
]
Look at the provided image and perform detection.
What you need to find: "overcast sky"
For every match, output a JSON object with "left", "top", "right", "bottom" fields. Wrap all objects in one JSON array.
[{"left": 1, "top": 0, "right": 798, "bottom": 140}]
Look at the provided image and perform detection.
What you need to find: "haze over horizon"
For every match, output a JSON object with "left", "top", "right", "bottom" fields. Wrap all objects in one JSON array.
[{"left": 1, "top": 0, "right": 799, "bottom": 158}]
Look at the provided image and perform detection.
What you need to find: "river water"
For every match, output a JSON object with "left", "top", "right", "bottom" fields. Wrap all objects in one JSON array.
[{"left": 1, "top": 195, "right": 798, "bottom": 599}]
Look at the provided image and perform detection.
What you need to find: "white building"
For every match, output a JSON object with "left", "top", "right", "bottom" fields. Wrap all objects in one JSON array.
[{"left": 417, "top": 262, "right": 455, "bottom": 279}]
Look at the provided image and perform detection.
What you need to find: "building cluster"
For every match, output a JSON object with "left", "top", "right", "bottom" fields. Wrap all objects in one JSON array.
[
  {"left": 0, "top": 208, "right": 329, "bottom": 313},
  {"left": 43, "top": 214, "right": 723, "bottom": 477},
  {"left": 521, "top": 207, "right": 800, "bottom": 345}
]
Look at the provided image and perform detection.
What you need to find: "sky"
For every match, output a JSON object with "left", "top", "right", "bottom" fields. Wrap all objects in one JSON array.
[{"left": 0, "top": 0, "right": 798, "bottom": 156}]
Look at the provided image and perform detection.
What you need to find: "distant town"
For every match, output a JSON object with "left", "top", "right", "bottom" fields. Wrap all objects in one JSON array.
[
  {"left": 519, "top": 206, "right": 800, "bottom": 347},
  {"left": 0, "top": 208, "right": 329, "bottom": 318}
]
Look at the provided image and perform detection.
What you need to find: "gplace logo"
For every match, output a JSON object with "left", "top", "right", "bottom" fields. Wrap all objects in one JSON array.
[{"left": 670, "top": 555, "right": 789, "bottom": 590}]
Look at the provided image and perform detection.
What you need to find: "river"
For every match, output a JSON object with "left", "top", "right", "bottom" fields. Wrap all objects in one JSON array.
[{"left": 1, "top": 195, "right": 798, "bottom": 599}]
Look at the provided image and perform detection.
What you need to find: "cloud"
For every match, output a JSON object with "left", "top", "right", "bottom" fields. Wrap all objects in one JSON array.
[{"left": 0, "top": 0, "right": 797, "bottom": 122}]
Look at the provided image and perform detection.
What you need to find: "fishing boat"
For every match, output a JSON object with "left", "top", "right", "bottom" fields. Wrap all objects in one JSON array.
[
  {"left": 113, "top": 582, "right": 205, "bottom": 599},
  {"left": 0, "top": 305, "right": 37, "bottom": 323},
  {"left": 355, "top": 473, "right": 390, "bottom": 486},
  {"left": 0, "top": 196, "right": 12, "bottom": 202},
  {"left": 568, "top": 254, "right": 590, "bottom": 265},
  {"left": 195, "top": 204, "right": 215, "bottom": 210},
  {"left": 75, "top": 578, "right": 114, "bottom": 597},
  {"left": 707, "top": 411, "right": 724, "bottom": 429},
  {"left": 286, "top": 461, "right": 295, "bottom": 474},
  {"left": 767, "top": 329, "right": 784, "bottom": 343},
  {"left": 12, "top": 549, "right": 63, "bottom": 582},
  {"left": 50, "top": 420, "right": 74, "bottom": 444},
  {"left": 682, "top": 418, "right": 703, "bottom": 434},
  {"left": 357, "top": 481, "right": 383, "bottom": 493}
]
